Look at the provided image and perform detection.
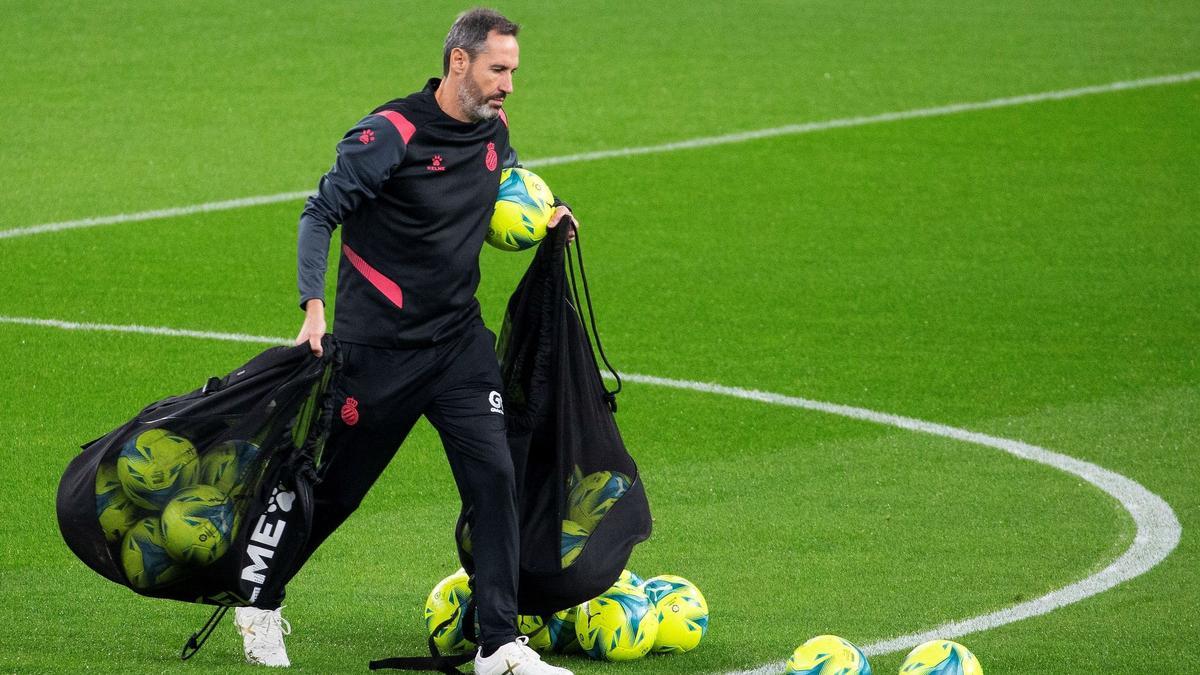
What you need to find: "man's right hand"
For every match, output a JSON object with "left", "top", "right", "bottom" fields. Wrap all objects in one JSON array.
[{"left": 296, "top": 299, "right": 326, "bottom": 357}]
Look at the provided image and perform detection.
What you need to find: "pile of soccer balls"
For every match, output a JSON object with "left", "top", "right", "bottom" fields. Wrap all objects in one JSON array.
[
  {"left": 786, "top": 634, "right": 983, "bottom": 674},
  {"left": 94, "top": 427, "right": 258, "bottom": 590},
  {"left": 425, "top": 568, "right": 709, "bottom": 662}
]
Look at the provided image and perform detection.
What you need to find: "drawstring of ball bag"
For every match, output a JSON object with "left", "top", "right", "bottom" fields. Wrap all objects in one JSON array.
[
  {"left": 563, "top": 217, "right": 622, "bottom": 412},
  {"left": 180, "top": 605, "right": 228, "bottom": 660}
]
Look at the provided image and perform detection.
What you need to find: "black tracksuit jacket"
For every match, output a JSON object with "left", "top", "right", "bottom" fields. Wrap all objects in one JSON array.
[{"left": 297, "top": 78, "right": 518, "bottom": 347}]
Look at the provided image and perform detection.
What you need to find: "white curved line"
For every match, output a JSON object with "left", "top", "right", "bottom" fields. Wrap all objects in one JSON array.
[
  {"left": 0, "top": 315, "right": 1182, "bottom": 670},
  {"left": 2, "top": 70, "right": 1198, "bottom": 239},
  {"left": 614, "top": 374, "right": 1182, "bottom": 673}
]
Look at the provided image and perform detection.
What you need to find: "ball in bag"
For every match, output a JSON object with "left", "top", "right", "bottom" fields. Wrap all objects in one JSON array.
[
  {"left": 117, "top": 428, "right": 199, "bottom": 509},
  {"left": 121, "top": 516, "right": 186, "bottom": 590},
  {"left": 198, "top": 439, "right": 259, "bottom": 501},
  {"left": 575, "top": 581, "right": 659, "bottom": 661},
  {"left": 560, "top": 519, "right": 590, "bottom": 568},
  {"left": 787, "top": 635, "right": 873, "bottom": 675},
  {"left": 424, "top": 570, "right": 475, "bottom": 654},
  {"left": 567, "top": 470, "right": 631, "bottom": 530},
  {"left": 642, "top": 574, "right": 709, "bottom": 654},
  {"left": 160, "top": 485, "right": 235, "bottom": 565},
  {"left": 899, "top": 640, "right": 982, "bottom": 675},
  {"left": 487, "top": 167, "right": 555, "bottom": 251},
  {"left": 97, "top": 463, "right": 142, "bottom": 544}
]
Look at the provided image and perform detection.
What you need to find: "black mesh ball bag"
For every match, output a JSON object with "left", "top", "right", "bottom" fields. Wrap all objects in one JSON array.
[{"left": 56, "top": 337, "right": 338, "bottom": 657}]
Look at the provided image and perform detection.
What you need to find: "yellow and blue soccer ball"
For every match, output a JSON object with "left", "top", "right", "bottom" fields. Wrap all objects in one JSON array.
[
  {"left": 787, "top": 635, "right": 873, "bottom": 675},
  {"left": 424, "top": 570, "right": 475, "bottom": 654},
  {"left": 161, "top": 485, "right": 236, "bottom": 565},
  {"left": 117, "top": 428, "right": 199, "bottom": 509},
  {"left": 575, "top": 581, "right": 659, "bottom": 661},
  {"left": 121, "top": 516, "right": 186, "bottom": 590},
  {"left": 97, "top": 463, "right": 143, "bottom": 544},
  {"left": 618, "top": 568, "right": 644, "bottom": 588},
  {"left": 488, "top": 167, "right": 555, "bottom": 251},
  {"left": 899, "top": 640, "right": 982, "bottom": 675},
  {"left": 198, "top": 439, "right": 259, "bottom": 501},
  {"left": 642, "top": 574, "right": 709, "bottom": 654},
  {"left": 567, "top": 470, "right": 631, "bottom": 531},
  {"left": 546, "top": 607, "right": 579, "bottom": 653},
  {"left": 561, "top": 519, "right": 590, "bottom": 568},
  {"left": 518, "top": 614, "right": 553, "bottom": 652}
]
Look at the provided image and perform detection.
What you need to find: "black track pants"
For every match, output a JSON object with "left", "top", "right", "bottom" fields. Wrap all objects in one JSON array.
[{"left": 261, "top": 323, "right": 519, "bottom": 651}]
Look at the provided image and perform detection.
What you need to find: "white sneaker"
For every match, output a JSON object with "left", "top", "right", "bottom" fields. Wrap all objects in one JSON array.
[
  {"left": 474, "top": 636, "right": 573, "bottom": 675},
  {"left": 234, "top": 606, "right": 292, "bottom": 667}
]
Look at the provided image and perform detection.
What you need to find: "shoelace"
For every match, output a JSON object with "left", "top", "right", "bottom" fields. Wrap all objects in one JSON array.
[
  {"left": 243, "top": 606, "right": 293, "bottom": 640},
  {"left": 512, "top": 635, "right": 541, "bottom": 662}
]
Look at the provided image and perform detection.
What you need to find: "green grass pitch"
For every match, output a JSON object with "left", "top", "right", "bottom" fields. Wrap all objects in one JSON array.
[{"left": 2, "top": 1, "right": 1198, "bottom": 672}]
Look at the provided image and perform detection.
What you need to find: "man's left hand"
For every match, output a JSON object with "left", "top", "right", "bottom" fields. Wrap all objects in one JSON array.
[{"left": 546, "top": 205, "right": 578, "bottom": 243}]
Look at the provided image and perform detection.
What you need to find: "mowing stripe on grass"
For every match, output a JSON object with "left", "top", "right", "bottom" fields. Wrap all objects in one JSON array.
[
  {"left": 2, "top": 70, "right": 1198, "bottom": 240},
  {"left": 0, "top": 314, "right": 1183, "bottom": 670}
]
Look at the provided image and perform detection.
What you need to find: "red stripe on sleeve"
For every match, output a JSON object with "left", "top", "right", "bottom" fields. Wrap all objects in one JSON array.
[
  {"left": 342, "top": 244, "right": 404, "bottom": 309},
  {"left": 375, "top": 110, "right": 416, "bottom": 144}
]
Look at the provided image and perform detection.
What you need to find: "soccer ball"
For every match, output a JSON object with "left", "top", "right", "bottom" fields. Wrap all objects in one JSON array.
[
  {"left": 121, "top": 516, "right": 186, "bottom": 590},
  {"left": 487, "top": 167, "right": 555, "bottom": 251},
  {"left": 546, "top": 607, "right": 580, "bottom": 653},
  {"left": 560, "top": 519, "right": 590, "bottom": 567},
  {"left": 96, "top": 463, "right": 142, "bottom": 543},
  {"left": 575, "top": 581, "right": 659, "bottom": 661},
  {"left": 618, "top": 568, "right": 644, "bottom": 588},
  {"left": 161, "top": 485, "right": 236, "bottom": 565},
  {"left": 117, "top": 428, "right": 199, "bottom": 509},
  {"left": 899, "top": 640, "right": 982, "bottom": 675},
  {"left": 424, "top": 570, "right": 475, "bottom": 654},
  {"left": 642, "top": 574, "right": 709, "bottom": 654},
  {"left": 567, "top": 470, "right": 631, "bottom": 531},
  {"left": 787, "top": 635, "right": 873, "bottom": 675},
  {"left": 518, "top": 614, "right": 553, "bottom": 652},
  {"left": 198, "top": 439, "right": 259, "bottom": 501}
]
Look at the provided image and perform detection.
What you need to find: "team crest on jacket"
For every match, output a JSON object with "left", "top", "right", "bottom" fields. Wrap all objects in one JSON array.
[
  {"left": 485, "top": 142, "right": 498, "bottom": 171},
  {"left": 340, "top": 396, "right": 360, "bottom": 426}
]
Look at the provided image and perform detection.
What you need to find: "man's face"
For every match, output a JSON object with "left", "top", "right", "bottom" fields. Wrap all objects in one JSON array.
[{"left": 457, "top": 31, "right": 519, "bottom": 122}]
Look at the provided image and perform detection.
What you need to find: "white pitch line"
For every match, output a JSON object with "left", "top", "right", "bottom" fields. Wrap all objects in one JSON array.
[
  {"left": 2, "top": 70, "right": 1198, "bottom": 240},
  {"left": 0, "top": 315, "right": 1183, "bottom": 671},
  {"left": 0, "top": 316, "right": 285, "bottom": 345}
]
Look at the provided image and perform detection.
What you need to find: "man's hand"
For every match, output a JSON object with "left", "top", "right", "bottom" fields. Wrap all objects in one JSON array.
[
  {"left": 296, "top": 299, "right": 326, "bottom": 356},
  {"left": 546, "top": 205, "right": 578, "bottom": 243}
]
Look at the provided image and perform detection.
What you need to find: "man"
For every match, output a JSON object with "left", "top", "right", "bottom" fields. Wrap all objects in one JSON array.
[{"left": 233, "top": 9, "right": 574, "bottom": 674}]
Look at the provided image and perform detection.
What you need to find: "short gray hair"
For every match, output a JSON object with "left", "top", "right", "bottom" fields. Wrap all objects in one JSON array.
[{"left": 442, "top": 8, "right": 519, "bottom": 76}]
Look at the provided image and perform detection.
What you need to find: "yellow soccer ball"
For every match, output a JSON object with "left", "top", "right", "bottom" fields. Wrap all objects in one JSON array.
[
  {"left": 560, "top": 519, "right": 590, "bottom": 568},
  {"left": 575, "top": 581, "right": 659, "bottom": 661},
  {"left": 786, "top": 634, "right": 873, "bottom": 675},
  {"left": 566, "top": 470, "right": 631, "bottom": 531},
  {"left": 117, "top": 428, "right": 199, "bottom": 509},
  {"left": 488, "top": 168, "right": 555, "bottom": 251},
  {"left": 642, "top": 574, "right": 709, "bottom": 654},
  {"left": 96, "top": 463, "right": 142, "bottom": 544},
  {"left": 424, "top": 570, "right": 475, "bottom": 654},
  {"left": 160, "top": 484, "right": 235, "bottom": 566},
  {"left": 121, "top": 516, "right": 187, "bottom": 590},
  {"left": 899, "top": 640, "right": 982, "bottom": 675}
]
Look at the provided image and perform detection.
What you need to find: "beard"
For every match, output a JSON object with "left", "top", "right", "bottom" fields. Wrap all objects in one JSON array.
[{"left": 457, "top": 76, "right": 502, "bottom": 122}]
